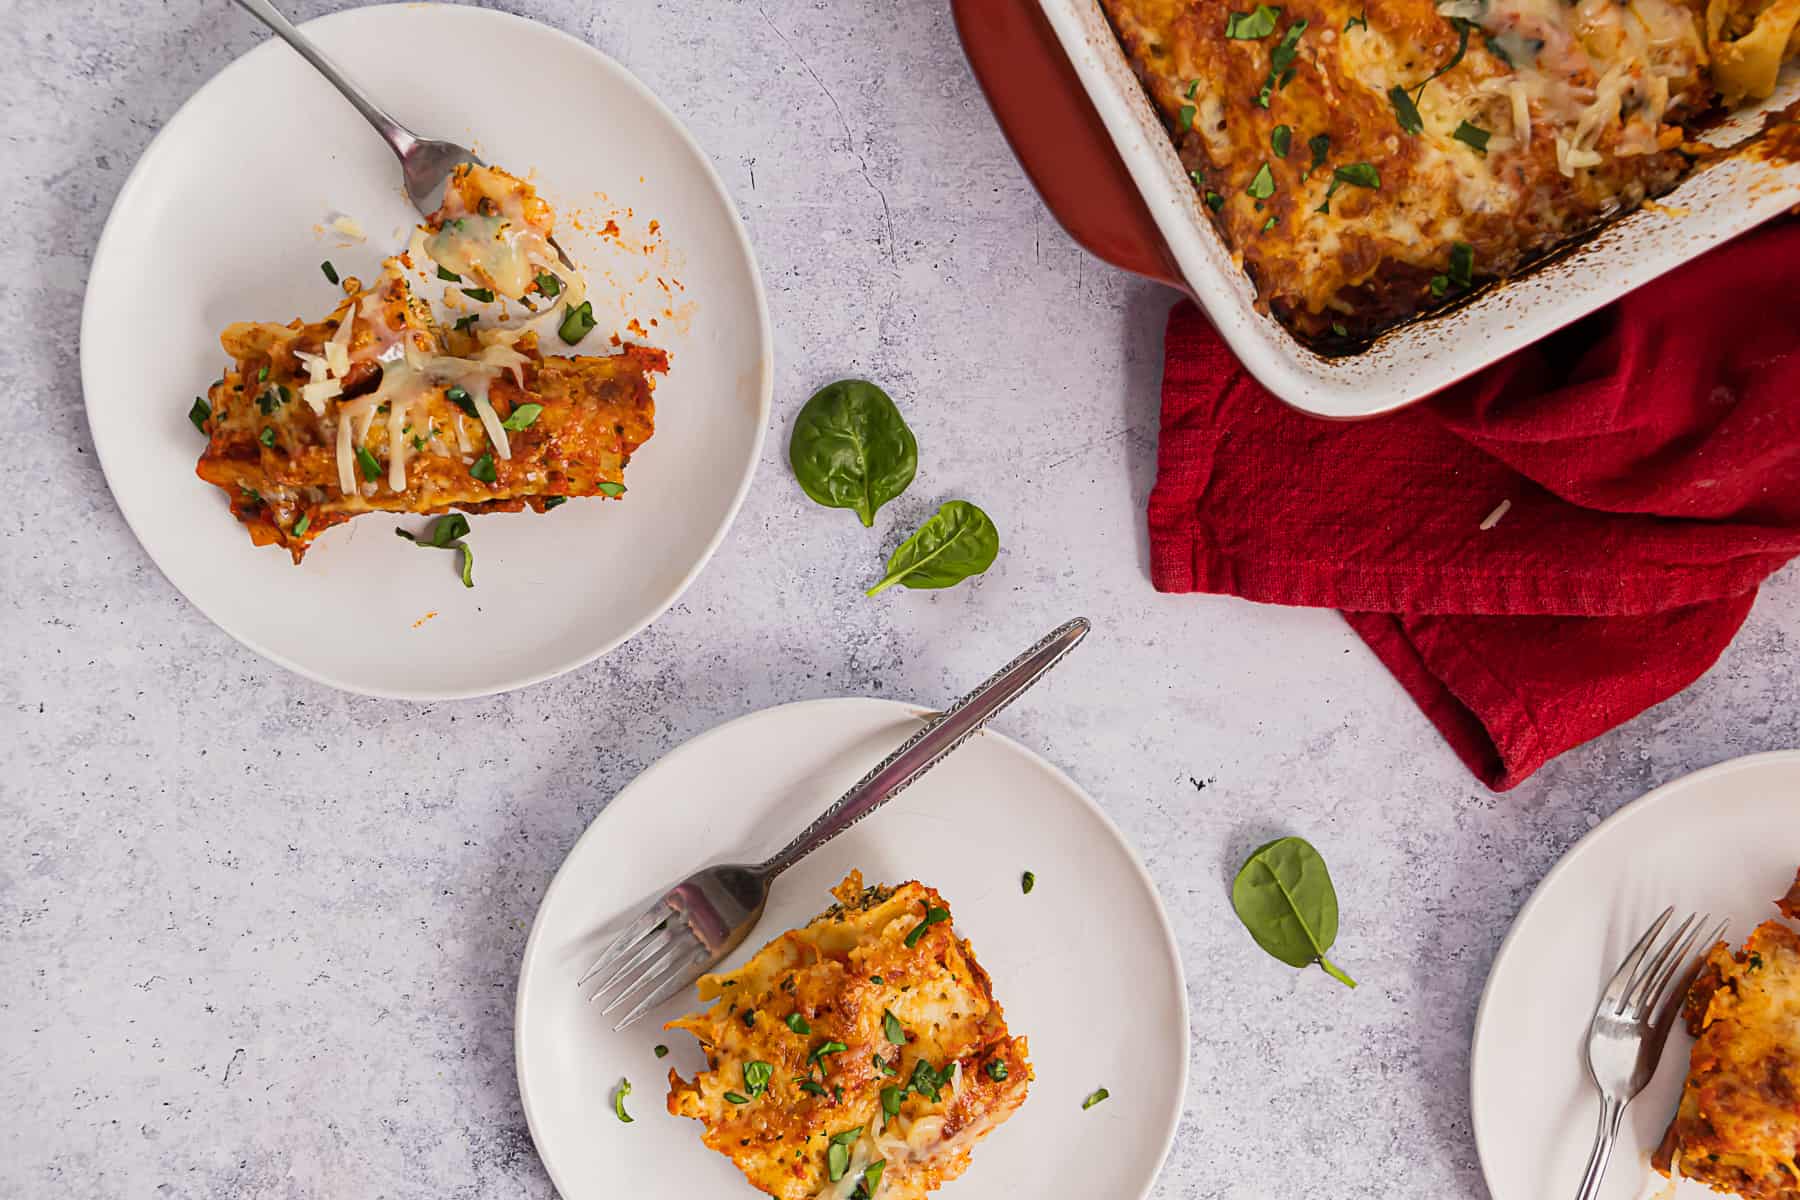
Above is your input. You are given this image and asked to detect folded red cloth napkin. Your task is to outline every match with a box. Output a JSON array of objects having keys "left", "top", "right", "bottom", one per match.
[{"left": 1147, "top": 220, "right": 1800, "bottom": 790}]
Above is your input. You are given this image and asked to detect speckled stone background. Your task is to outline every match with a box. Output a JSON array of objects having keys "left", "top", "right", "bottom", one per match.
[{"left": 3, "top": 2, "right": 1796, "bottom": 1197}]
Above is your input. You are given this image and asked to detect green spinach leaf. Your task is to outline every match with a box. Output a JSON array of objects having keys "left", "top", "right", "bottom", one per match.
[
  {"left": 1231, "top": 836, "right": 1356, "bottom": 988},
  {"left": 865, "top": 501, "right": 999, "bottom": 597},
  {"left": 789, "top": 380, "right": 917, "bottom": 527}
]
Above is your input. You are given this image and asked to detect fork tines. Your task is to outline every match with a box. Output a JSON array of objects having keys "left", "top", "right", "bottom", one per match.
[
  {"left": 578, "top": 899, "right": 702, "bottom": 1030},
  {"left": 1600, "top": 907, "right": 1729, "bottom": 1021}
]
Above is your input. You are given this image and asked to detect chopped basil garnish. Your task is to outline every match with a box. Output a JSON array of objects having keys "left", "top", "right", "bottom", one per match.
[
  {"left": 1246, "top": 163, "right": 1276, "bottom": 200},
  {"left": 811, "top": 1040, "right": 848, "bottom": 1062},
  {"left": 903, "top": 905, "right": 951, "bottom": 948},
  {"left": 1420, "top": 17, "right": 1476, "bottom": 93},
  {"left": 1316, "top": 162, "right": 1380, "bottom": 212},
  {"left": 880, "top": 1086, "right": 904, "bottom": 1117},
  {"left": 1453, "top": 120, "right": 1491, "bottom": 153},
  {"left": 1430, "top": 275, "right": 1449, "bottom": 297},
  {"left": 1204, "top": 190, "right": 1225, "bottom": 211},
  {"left": 1256, "top": 21, "right": 1307, "bottom": 108},
  {"left": 798, "top": 1079, "right": 829, "bottom": 1097},
  {"left": 460, "top": 286, "right": 495, "bottom": 303},
  {"left": 1178, "top": 104, "right": 1196, "bottom": 131},
  {"left": 469, "top": 453, "right": 497, "bottom": 484},
  {"left": 558, "top": 300, "right": 597, "bottom": 345},
  {"left": 1185, "top": 79, "right": 1200, "bottom": 98},
  {"left": 1332, "top": 321, "right": 1349, "bottom": 336},
  {"left": 743, "top": 1060, "right": 773, "bottom": 1096},
  {"left": 1271, "top": 124, "right": 1292, "bottom": 157},
  {"left": 786, "top": 1013, "right": 811, "bottom": 1035},
  {"left": 883, "top": 1010, "right": 905, "bottom": 1044},
  {"left": 831, "top": 1127, "right": 864, "bottom": 1146},
  {"left": 457, "top": 543, "right": 473, "bottom": 588},
  {"left": 535, "top": 272, "right": 561, "bottom": 297},
  {"left": 320, "top": 260, "right": 339, "bottom": 284},
  {"left": 597, "top": 481, "right": 627, "bottom": 498},
  {"left": 258, "top": 366, "right": 269, "bottom": 382},
  {"left": 723, "top": 1091, "right": 750, "bottom": 1105},
  {"left": 1388, "top": 84, "right": 1423, "bottom": 135},
  {"left": 395, "top": 513, "right": 471, "bottom": 587},
  {"left": 257, "top": 389, "right": 277, "bottom": 415},
  {"left": 542, "top": 496, "right": 568, "bottom": 509},
  {"left": 742, "top": 1009, "right": 757, "bottom": 1028},
  {"left": 453, "top": 314, "right": 479, "bottom": 332},
  {"left": 437, "top": 266, "right": 461, "bottom": 282},
  {"left": 869, "top": 976, "right": 883, "bottom": 985},
  {"left": 188, "top": 396, "right": 211, "bottom": 432},
  {"left": 1224, "top": 4, "right": 1279, "bottom": 38},
  {"left": 613, "top": 1078, "right": 633, "bottom": 1122},
  {"left": 827, "top": 1142, "right": 851, "bottom": 1182},
  {"left": 1021, "top": 870, "right": 1035, "bottom": 894},
  {"left": 653, "top": 1044, "right": 669, "bottom": 1058},
  {"left": 356, "top": 446, "right": 381, "bottom": 481},
  {"left": 445, "top": 386, "right": 478, "bottom": 418},
  {"left": 1082, "top": 1087, "right": 1110, "bottom": 1110},
  {"left": 240, "top": 487, "right": 261, "bottom": 505},
  {"left": 1449, "top": 240, "right": 1474, "bottom": 288},
  {"left": 1261, "top": 215, "right": 1278, "bottom": 232},
  {"left": 259, "top": 426, "right": 276, "bottom": 448},
  {"left": 292, "top": 514, "right": 311, "bottom": 536},
  {"left": 854, "top": 1161, "right": 886, "bottom": 1199},
  {"left": 985, "top": 1060, "right": 1009, "bottom": 1082},
  {"left": 1346, "top": 9, "right": 1367, "bottom": 29},
  {"left": 872, "top": 1054, "right": 897, "bottom": 1076},
  {"left": 907, "top": 1058, "right": 951, "bottom": 1103},
  {"left": 501, "top": 403, "right": 542, "bottom": 431},
  {"left": 1307, "top": 133, "right": 1330, "bottom": 175}
]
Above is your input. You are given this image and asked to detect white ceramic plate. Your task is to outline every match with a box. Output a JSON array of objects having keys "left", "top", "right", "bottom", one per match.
[
  {"left": 80, "top": 5, "right": 771, "bottom": 699},
  {"left": 1471, "top": 750, "right": 1800, "bottom": 1200},
  {"left": 516, "top": 698, "right": 1189, "bottom": 1200}
]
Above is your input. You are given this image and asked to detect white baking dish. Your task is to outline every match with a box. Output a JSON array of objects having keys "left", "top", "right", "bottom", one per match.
[{"left": 1036, "top": 0, "right": 1800, "bottom": 418}]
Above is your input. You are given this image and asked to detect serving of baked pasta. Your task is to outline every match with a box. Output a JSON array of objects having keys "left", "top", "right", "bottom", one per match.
[
  {"left": 190, "top": 165, "right": 662, "bottom": 563},
  {"left": 664, "top": 872, "right": 1031, "bottom": 1200},
  {"left": 1100, "top": 0, "right": 1800, "bottom": 344},
  {"left": 1653, "top": 868, "right": 1800, "bottom": 1199}
]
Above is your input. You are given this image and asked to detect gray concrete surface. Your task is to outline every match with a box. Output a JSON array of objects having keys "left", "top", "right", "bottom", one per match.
[{"left": 3, "top": 2, "right": 1796, "bottom": 1196}]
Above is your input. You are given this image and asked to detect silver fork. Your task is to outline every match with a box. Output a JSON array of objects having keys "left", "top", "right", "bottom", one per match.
[
  {"left": 1574, "top": 907, "right": 1727, "bottom": 1200},
  {"left": 578, "top": 617, "right": 1092, "bottom": 1030},
  {"left": 230, "top": 0, "right": 575, "bottom": 267}
]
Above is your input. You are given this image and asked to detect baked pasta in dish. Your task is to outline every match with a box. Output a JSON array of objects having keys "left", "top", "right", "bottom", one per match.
[
  {"left": 665, "top": 872, "right": 1030, "bottom": 1200},
  {"left": 193, "top": 268, "right": 663, "bottom": 562},
  {"left": 191, "top": 166, "right": 657, "bottom": 562},
  {"left": 1652, "top": 869, "right": 1800, "bottom": 1199},
  {"left": 1100, "top": 0, "right": 1800, "bottom": 344}
]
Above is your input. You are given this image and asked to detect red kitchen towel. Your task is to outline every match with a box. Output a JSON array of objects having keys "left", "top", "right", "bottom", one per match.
[{"left": 1147, "top": 221, "right": 1800, "bottom": 790}]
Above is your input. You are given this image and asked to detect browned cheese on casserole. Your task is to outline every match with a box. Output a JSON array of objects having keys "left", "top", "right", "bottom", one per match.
[{"left": 1099, "top": 0, "right": 1798, "bottom": 343}]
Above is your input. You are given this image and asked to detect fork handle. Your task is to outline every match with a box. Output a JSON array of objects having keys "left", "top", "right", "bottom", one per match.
[
  {"left": 230, "top": 0, "right": 418, "bottom": 159},
  {"left": 1573, "top": 1095, "right": 1626, "bottom": 1200},
  {"left": 756, "top": 618, "right": 1091, "bottom": 877}
]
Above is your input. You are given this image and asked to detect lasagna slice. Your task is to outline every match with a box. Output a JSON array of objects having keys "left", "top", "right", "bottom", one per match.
[
  {"left": 1653, "top": 869, "right": 1800, "bottom": 1199},
  {"left": 193, "top": 267, "right": 663, "bottom": 562},
  {"left": 666, "top": 872, "right": 1031, "bottom": 1200}
]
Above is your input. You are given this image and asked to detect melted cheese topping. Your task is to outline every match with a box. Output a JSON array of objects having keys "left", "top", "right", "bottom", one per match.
[
  {"left": 1656, "top": 869, "right": 1800, "bottom": 1200},
  {"left": 422, "top": 164, "right": 559, "bottom": 302},
  {"left": 665, "top": 873, "right": 1031, "bottom": 1200},
  {"left": 1102, "top": 0, "right": 1796, "bottom": 342}
]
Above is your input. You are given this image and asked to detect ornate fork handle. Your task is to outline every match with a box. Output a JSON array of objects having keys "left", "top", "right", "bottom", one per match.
[{"left": 756, "top": 618, "right": 1090, "bottom": 877}]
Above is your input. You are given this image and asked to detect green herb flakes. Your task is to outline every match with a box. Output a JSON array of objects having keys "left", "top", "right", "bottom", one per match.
[
  {"left": 743, "top": 1060, "right": 773, "bottom": 1096},
  {"left": 1082, "top": 1087, "right": 1110, "bottom": 1110},
  {"left": 1021, "top": 871, "right": 1036, "bottom": 894},
  {"left": 880, "top": 1086, "right": 904, "bottom": 1117},
  {"left": 1453, "top": 120, "right": 1491, "bottom": 154},
  {"left": 460, "top": 286, "right": 495, "bottom": 303},
  {"left": 1225, "top": 4, "right": 1279, "bottom": 38},
  {"left": 558, "top": 300, "right": 597, "bottom": 345},
  {"left": 1205, "top": 190, "right": 1225, "bottom": 212},
  {"left": 597, "top": 481, "right": 627, "bottom": 498},
  {"left": 903, "top": 905, "right": 951, "bottom": 948},
  {"left": 446, "top": 385, "right": 478, "bottom": 418},
  {"left": 985, "top": 1060, "right": 1009, "bottom": 1082},
  {"left": 827, "top": 1141, "right": 850, "bottom": 1182},
  {"left": 613, "top": 1078, "right": 633, "bottom": 1123},
  {"left": 1388, "top": 84, "right": 1424, "bottom": 135},
  {"left": 1307, "top": 133, "right": 1330, "bottom": 175},
  {"left": 188, "top": 396, "right": 211, "bottom": 433},
  {"left": 320, "top": 260, "right": 339, "bottom": 284},
  {"left": 1271, "top": 124, "right": 1292, "bottom": 157},
  {"left": 453, "top": 314, "right": 479, "bottom": 332},
  {"left": 654, "top": 1044, "right": 669, "bottom": 1058},
  {"left": 883, "top": 1009, "right": 905, "bottom": 1045},
  {"left": 437, "top": 266, "right": 461, "bottom": 282},
  {"left": 786, "top": 1013, "right": 811, "bottom": 1035},
  {"left": 724, "top": 1091, "right": 750, "bottom": 1105},
  {"left": 1246, "top": 162, "right": 1276, "bottom": 200},
  {"left": 543, "top": 496, "right": 568, "bottom": 509},
  {"left": 356, "top": 446, "right": 381, "bottom": 482},
  {"left": 1257, "top": 21, "right": 1307, "bottom": 108},
  {"left": 502, "top": 403, "right": 543, "bottom": 431},
  {"left": 1316, "top": 162, "right": 1380, "bottom": 212},
  {"left": 536, "top": 271, "right": 561, "bottom": 297},
  {"left": 258, "top": 426, "right": 276, "bottom": 449},
  {"left": 292, "top": 514, "right": 311, "bottom": 536},
  {"left": 1449, "top": 241, "right": 1474, "bottom": 288},
  {"left": 469, "top": 452, "right": 497, "bottom": 484}
]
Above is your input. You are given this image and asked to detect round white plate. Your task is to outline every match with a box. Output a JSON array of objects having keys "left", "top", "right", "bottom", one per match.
[
  {"left": 80, "top": 5, "right": 771, "bottom": 699},
  {"left": 1471, "top": 750, "right": 1800, "bottom": 1200},
  {"left": 516, "top": 698, "right": 1189, "bottom": 1200}
]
